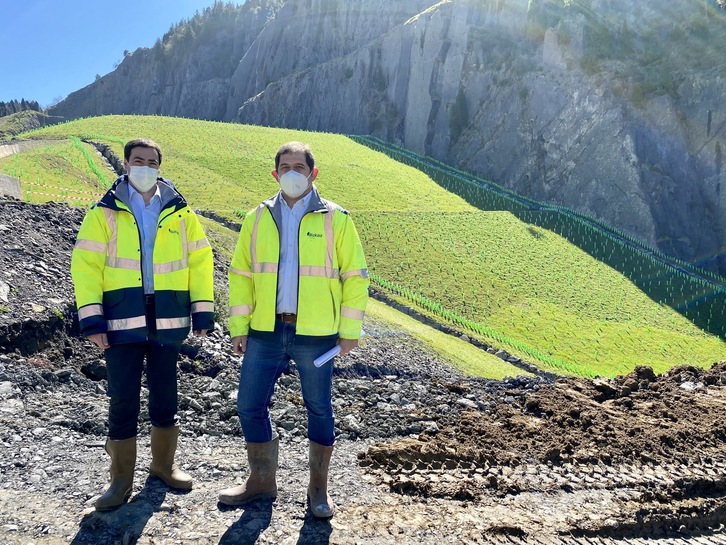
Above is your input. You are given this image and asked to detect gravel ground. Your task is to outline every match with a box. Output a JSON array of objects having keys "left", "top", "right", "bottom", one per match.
[{"left": 2, "top": 199, "right": 726, "bottom": 545}]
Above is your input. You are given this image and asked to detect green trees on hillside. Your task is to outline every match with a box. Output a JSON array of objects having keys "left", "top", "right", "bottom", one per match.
[
  {"left": 0, "top": 99, "right": 41, "bottom": 118},
  {"left": 528, "top": 0, "right": 726, "bottom": 105},
  {"left": 153, "top": 0, "right": 241, "bottom": 59}
]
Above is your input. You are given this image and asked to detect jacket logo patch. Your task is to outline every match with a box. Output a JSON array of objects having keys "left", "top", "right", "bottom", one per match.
[
  {"left": 307, "top": 232, "right": 323, "bottom": 238},
  {"left": 169, "top": 228, "right": 179, "bottom": 234}
]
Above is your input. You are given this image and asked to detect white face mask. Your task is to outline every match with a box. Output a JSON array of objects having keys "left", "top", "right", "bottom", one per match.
[
  {"left": 278, "top": 170, "right": 311, "bottom": 199},
  {"left": 128, "top": 165, "right": 159, "bottom": 192}
]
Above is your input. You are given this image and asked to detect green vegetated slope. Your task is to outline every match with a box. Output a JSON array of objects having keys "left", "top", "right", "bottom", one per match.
[
  {"left": 20, "top": 115, "right": 471, "bottom": 216},
  {"left": 358, "top": 209, "right": 723, "bottom": 377},
  {"left": 11, "top": 115, "right": 726, "bottom": 378},
  {"left": 0, "top": 110, "right": 47, "bottom": 139},
  {"left": 0, "top": 137, "right": 112, "bottom": 205},
  {"left": 352, "top": 135, "right": 726, "bottom": 376}
]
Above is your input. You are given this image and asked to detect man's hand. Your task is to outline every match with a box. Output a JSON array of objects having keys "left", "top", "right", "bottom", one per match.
[
  {"left": 232, "top": 335, "right": 248, "bottom": 355},
  {"left": 193, "top": 329, "right": 209, "bottom": 337},
  {"left": 88, "top": 333, "right": 110, "bottom": 350},
  {"left": 337, "top": 338, "right": 358, "bottom": 357}
]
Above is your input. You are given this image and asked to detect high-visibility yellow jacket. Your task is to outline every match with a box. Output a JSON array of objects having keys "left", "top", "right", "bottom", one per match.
[
  {"left": 71, "top": 176, "right": 214, "bottom": 346},
  {"left": 229, "top": 187, "right": 369, "bottom": 339}
]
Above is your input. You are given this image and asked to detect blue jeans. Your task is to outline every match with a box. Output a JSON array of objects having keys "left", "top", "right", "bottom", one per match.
[{"left": 237, "top": 322, "right": 338, "bottom": 446}]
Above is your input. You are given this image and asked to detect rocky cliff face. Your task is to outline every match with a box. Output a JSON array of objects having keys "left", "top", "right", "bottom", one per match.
[
  {"left": 48, "top": 0, "right": 726, "bottom": 275},
  {"left": 48, "top": 0, "right": 281, "bottom": 121},
  {"left": 223, "top": 0, "right": 433, "bottom": 120}
]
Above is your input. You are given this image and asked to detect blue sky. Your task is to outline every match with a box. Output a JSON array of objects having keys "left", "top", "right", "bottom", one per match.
[{"left": 0, "top": 0, "right": 226, "bottom": 108}]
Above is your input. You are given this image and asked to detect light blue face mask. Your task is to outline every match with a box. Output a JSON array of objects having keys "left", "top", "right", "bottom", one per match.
[
  {"left": 279, "top": 170, "right": 311, "bottom": 199},
  {"left": 128, "top": 166, "right": 159, "bottom": 192}
]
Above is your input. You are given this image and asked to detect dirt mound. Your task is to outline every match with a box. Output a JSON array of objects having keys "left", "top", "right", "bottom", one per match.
[{"left": 361, "top": 363, "right": 726, "bottom": 538}]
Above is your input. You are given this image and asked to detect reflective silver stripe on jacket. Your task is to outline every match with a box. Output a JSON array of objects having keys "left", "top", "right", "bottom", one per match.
[
  {"left": 341, "top": 306, "right": 365, "bottom": 320},
  {"left": 341, "top": 268, "right": 369, "bottom": 280},
  {"left": 156, "top": 317, "right": 191, "bottom": 330},
  {"left": 230, "top": 304, "right": 254, "bottom": 316},
  {"left": 249, "top": 205, "right": 283, "bottom": 275},
  {"left": 78, "top": 304, "right": 104, "bottom": 320},
  {"left": 107, "top": 315, "right": 146, "bottom": 331},
  {"left": 154, "top": 219, "right": 188, "bottom": 274},
  {"left": 74, "top": 240, "right": 108, "bottom": 253},
  {"left": 106, "top": 256, "right": 141, "bottom": 270},
  {"left": 299, "top": 265, "right": 340, "bottom": 279},
  {"left": 102, "top": 208, "right": 141, "bottom": 270},
  {"left": 230, "top": 266, "right": 252, "bottom": 278},
  {"left": 323, "top": 203, "right": 335, "bottom": 278},
  {"left": 191, "top": 301, "right": 214, "bottom": 313},
  {"left": 188, "top": 238, "right": 210, "bottom": 251},
  {"left": 252, "top": 262, "right": 279, "bottom": 274},
  {"left": 250, "top": 205, "right": 264, "bottom": 273}
]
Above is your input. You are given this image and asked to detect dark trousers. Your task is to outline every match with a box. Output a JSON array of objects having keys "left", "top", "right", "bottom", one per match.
[{"left": 104, "top": 297, "right": 181, "bottom": 440}]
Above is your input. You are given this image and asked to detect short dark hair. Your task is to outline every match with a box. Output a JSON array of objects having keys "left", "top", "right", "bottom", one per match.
[
  {"left": 275, "top": 141, "right": 314, "bottom": 171},
  {"left": 124, "top": 138, "right": 162, "bottom": 165}
]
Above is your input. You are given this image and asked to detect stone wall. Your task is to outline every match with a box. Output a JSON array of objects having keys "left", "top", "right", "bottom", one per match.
[{"left": 0, "top": 174, "right": 21, "bottom": 200}]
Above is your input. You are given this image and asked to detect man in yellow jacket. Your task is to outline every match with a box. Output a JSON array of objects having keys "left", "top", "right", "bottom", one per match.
[
  {"left": 71, "top": 138, "right": 214, "bottom": 511},
  {"left": 219, "top": 141, "right": 369, "bottom": 518}
]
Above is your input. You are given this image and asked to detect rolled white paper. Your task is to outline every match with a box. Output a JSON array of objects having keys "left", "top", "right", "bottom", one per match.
[{"left": 313, "top": 345, "right": 341, "bottom": 367}]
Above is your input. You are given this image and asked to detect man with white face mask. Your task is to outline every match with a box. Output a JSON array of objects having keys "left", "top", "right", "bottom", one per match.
[
  {"left": 71, "top": 138, "right": 214, "bottom": 511},
  {"left": 221, "top": 142, "right": 369, "bottom": 519}
]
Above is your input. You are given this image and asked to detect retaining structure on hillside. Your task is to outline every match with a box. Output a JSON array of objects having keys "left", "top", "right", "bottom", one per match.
[{"left": 0, "top": 173, "right": 21, "bottom": 200}]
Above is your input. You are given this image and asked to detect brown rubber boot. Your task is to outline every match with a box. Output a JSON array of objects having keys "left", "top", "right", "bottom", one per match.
[
  {"left": 149, "top": 425, "right": 193, "bottom": 490},
  {"left": 95, "top": 437, "right": 136, "bottom": 512},
  {"left": 218, "top": 435, "right": 279, "bottom": 506},
  {"left": 308, "top": 441, "right": 335, "bottom": 519}
]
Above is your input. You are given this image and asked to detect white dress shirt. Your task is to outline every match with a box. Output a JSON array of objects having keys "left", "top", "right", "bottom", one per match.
[
  {"left": 128, "top": 182, "right": 162, "bottom": 295},
  {"left": 277, "top": 191, "right": 313, "bottom": 314}
]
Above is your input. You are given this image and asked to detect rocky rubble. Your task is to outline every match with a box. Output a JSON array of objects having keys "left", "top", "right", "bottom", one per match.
[{"left": 1, "top": 199, "right": 726, "bottom": 544}]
